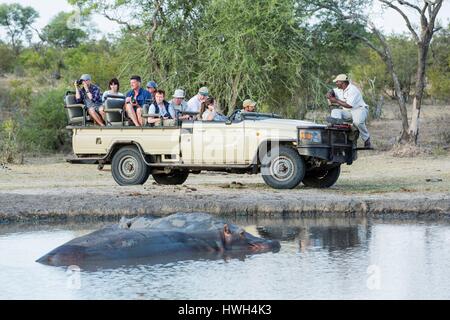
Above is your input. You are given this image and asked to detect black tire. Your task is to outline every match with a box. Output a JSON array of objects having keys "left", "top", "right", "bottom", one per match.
[
  {"left": 111, "top": 146, "right": 150, "bottom": 186},
  {"left": 152, "top": 170, "right": 189, "bottom": 185},
  {"left": 261, "top": 146, "right": 305, "bottom": 189},
  {"left": 302, "top": 165, "right": 341, "bottom": 188}
]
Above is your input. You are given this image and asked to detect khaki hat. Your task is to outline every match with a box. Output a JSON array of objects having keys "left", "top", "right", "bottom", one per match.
[
  {"left": 173, "top": 89, "right": 185, "bottom": 98},
  {"left": 198, "top": 86, "right": 209, "bottom": 96},
  {"left": 333, "top": 74, "right": 349, "bottom": 82},
  {"left": 243, "top": 99, "right": 256, "bottom": 108}
]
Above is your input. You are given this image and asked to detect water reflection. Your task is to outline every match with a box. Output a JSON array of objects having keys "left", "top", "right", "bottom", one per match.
[
  {"left": 255, "top": 218, "right": 368, "bottom": 252},
  {"left": 2, "top": 216, "right": 450, "bottom": 299}
]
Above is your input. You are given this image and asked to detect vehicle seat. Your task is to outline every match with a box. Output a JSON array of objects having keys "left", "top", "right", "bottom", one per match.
[
  {"left": 64, "top": 92, "right": 89, "bottom": 126},
  {"left": 104, "top": 95, "right": 127, "bottom": 126}
]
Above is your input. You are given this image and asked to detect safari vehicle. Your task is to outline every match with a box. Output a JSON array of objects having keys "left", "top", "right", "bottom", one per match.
[{"left": 64, "top": 92, "right": 359, "bottom": 189}]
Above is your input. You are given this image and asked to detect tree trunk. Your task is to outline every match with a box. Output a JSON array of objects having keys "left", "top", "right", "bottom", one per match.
[
  {"left": 384, "top": 56, "right": 410, "bottom": 141},
  {"left": 408, "top": 38, "right": 430, "bottom": 145},
  {"left": 374, "top": 95, "right": 384, "bottom": 119}
]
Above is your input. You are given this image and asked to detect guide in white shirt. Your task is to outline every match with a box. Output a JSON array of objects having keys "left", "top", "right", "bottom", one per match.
[{"left": 327, "top": 74, "right": 371, "bottom": 148}]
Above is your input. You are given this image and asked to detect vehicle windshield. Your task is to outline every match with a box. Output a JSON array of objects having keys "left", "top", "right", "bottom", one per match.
[{"left": 229, "top": 110, "right": 283, "bottom": 122}]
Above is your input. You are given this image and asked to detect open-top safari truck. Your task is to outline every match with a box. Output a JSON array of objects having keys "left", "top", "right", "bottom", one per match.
[{"left": 64, "top": 92, "right": 360, "bottom": 189}]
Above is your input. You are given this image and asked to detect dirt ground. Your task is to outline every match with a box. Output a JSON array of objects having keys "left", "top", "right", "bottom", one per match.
[
  {"left": 0, "top": 103, "right": 449, "bottom": 222},
  {"left": 0, "top": 151, "right": 449, "bottom": 222}
]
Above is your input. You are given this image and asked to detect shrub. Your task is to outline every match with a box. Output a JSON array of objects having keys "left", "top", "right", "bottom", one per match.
[
  {"left": 0, "top": 118, "right": 23, "bottom": 163},
  {"left": 18, "top": 88, "right": 70, "bottom": 152}
]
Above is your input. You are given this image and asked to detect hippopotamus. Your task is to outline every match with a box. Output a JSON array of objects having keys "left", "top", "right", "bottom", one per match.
[{"left": 36, "top": 213, "right": 280, "bottom": 267}]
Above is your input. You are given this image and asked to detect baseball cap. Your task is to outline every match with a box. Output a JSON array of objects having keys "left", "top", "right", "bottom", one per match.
[
  {"left": 333, "top": 74, "right": 349, "bottom": 82},
  {"left": 173, "top": 89, "right": 185, "bottom": 98},
  {"left": 146, "top": 81, "right": 158, "bottom": 89},
  {"left": 198, "top": 87, "right": 209, "bottom": 96},
  {"left": 80, "top": 74, "right": 92, "bottom": 81}
]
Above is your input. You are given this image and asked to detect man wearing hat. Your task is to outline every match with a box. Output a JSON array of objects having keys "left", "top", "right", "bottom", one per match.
[
  {"left": 242, "top": 99, "right": 257, "bottom": 112},
  {"left": 74, "top": 74, "right": 104, "bottom": 126},
  {"left": 187, "top": 86, "right": 209, "bottom": 113},
  {"left": 326, "top": 74, "right": 371, "bottom": 148},
  {"left": 146, "top": 81, "right": 158, "bottom": 102},
  {"left": 169, "top": 89, "right": 190, "bottom": 120}
]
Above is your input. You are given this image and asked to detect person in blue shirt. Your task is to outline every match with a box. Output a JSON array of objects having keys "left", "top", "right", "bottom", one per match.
[{"left": 124, "top": 75, "right": 151, "bottom": 126}]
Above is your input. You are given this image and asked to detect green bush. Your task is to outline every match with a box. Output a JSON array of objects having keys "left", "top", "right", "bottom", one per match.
[
  {"left": 0, "top": 42, "right": 15, "bottom": 74},
  {"left": 18, "top": 88, "right": 69, "bottom": 152},
  {"left": 0, "top": 118, "right": 23, "bottom": 164}
]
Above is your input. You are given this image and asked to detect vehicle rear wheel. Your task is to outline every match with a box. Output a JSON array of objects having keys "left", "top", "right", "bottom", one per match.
[
  {"left": 152, "top": 170, "right": 189, "bottom": 185},
  {"left": 302, "top": 165, "right": 341, "bottom": 188},
  {"left": 111, "top": 146, "right": 150, "bottom": 186},
  {"left": 261, "top": 146, "right": 305, "bottom": 189}
]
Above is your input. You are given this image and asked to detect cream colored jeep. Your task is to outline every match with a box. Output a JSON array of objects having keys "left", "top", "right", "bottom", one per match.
[{"left": 65, "top": 93, "right": 358, "bottom": 189}]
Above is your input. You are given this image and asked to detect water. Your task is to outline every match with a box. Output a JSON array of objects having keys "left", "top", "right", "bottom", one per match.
[{"left": 1, "top": 216, "right": 450, "bottom": 299}]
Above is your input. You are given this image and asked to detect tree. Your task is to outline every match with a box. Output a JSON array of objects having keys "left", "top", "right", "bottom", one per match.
[
  {"left": 428, "top": 23, "right": 450, "bottom": 102},
  {"left": 69, "top": 0, "right": 317, "bottom": 116},
  {"left": 0, "top": 3, "right": 39, "bottom": 55},
  {"left": 40, "top": 11, "right": 88, "bottom": 48},
  {"left": 306, "top": 0, "right": 444, "bottom": 145}
]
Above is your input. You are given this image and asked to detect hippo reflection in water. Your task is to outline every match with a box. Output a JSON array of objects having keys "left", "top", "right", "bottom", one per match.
[{"left": 37, "top": 213, "right": 280, "bottom": 267}]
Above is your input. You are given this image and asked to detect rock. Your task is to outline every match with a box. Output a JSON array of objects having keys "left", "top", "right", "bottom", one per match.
[{"left": 426, "top": 178, "right": 443, "bottom": 182}]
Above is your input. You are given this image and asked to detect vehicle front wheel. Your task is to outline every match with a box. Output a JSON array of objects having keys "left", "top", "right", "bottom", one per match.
[
  {"left": 261, "top": 146, "right": 305, "bottom": 189},
  {"left": 111, "top": 146, "right": 150, "bottom": 186},
  {"left": 302, "top": 165, "right": 341, "bottom": 188},
  {"left": 152, "top": 170, "right": 189, "bottom": 185}
]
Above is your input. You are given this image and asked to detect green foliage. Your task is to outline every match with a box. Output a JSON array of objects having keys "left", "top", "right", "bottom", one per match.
[
  {"left": 0, "top": 41, "right": 16, "bottom": 74},
  {"left": 62, "top": 41, "right": 121, "bottom": 90},
  {"left": 388, "top": 34, "right": 416, "bottom": 99},
  {"left": 428, "top": 24, "right": 450, "bottom": 101},
  {"left": 8, "top": 79, "right": 32, "bottom": 112},
  {"left": 0, "top": 118, "right": 22, "bottom": 164},
  {"left": 18, "top": 88, "right": 69, "bottom": 152},
  {"left": 41, "top": 11, "right": 88, "bottom": 48},
  {"left": 0, "top": 3, "right": 39, "bottom": 54}
]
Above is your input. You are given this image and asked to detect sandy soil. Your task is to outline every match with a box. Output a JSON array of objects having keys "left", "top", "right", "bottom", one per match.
[{"left": 1, "top": 151, "right": 449, "bottom": 223}]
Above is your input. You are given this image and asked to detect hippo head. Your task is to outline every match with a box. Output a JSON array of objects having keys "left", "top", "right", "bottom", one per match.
[
  {"left": 36, "top": 244, "right": 89, "bottom": 267},
  {"left": 220, "top": 224, "right": 280, "bottom": 253}
]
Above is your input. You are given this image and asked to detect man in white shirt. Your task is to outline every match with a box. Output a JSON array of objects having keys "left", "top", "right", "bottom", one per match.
[
  {"left": 327, "top": 74, "right": 372, "bottom": 148},
  {"left": 187, "top": 86, "right": 209, "bottom": 113}
]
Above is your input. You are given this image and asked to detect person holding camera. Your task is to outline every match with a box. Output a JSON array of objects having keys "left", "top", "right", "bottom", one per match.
[
  {"left": 326, "top": 74, "right": 371, "bottom": 148},
  {"left": 124, "top": 75, "right": 151, "bottom": 126},
  {"left": 74, "top": 74, "right": 104, "bottom": 126}
]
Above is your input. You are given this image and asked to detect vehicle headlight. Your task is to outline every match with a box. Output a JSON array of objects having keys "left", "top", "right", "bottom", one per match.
[{"left": 299, "top": 130, "right": 322, "bottom": 144}]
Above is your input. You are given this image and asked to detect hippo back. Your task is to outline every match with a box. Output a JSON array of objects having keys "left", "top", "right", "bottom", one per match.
[{"left": 122, "top": 213, "right": 238, "bottom": 233}]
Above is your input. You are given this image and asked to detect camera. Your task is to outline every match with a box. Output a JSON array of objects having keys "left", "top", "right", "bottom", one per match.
[{"left": 76, "top": 79, "right": 83, "bottom": 86}]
